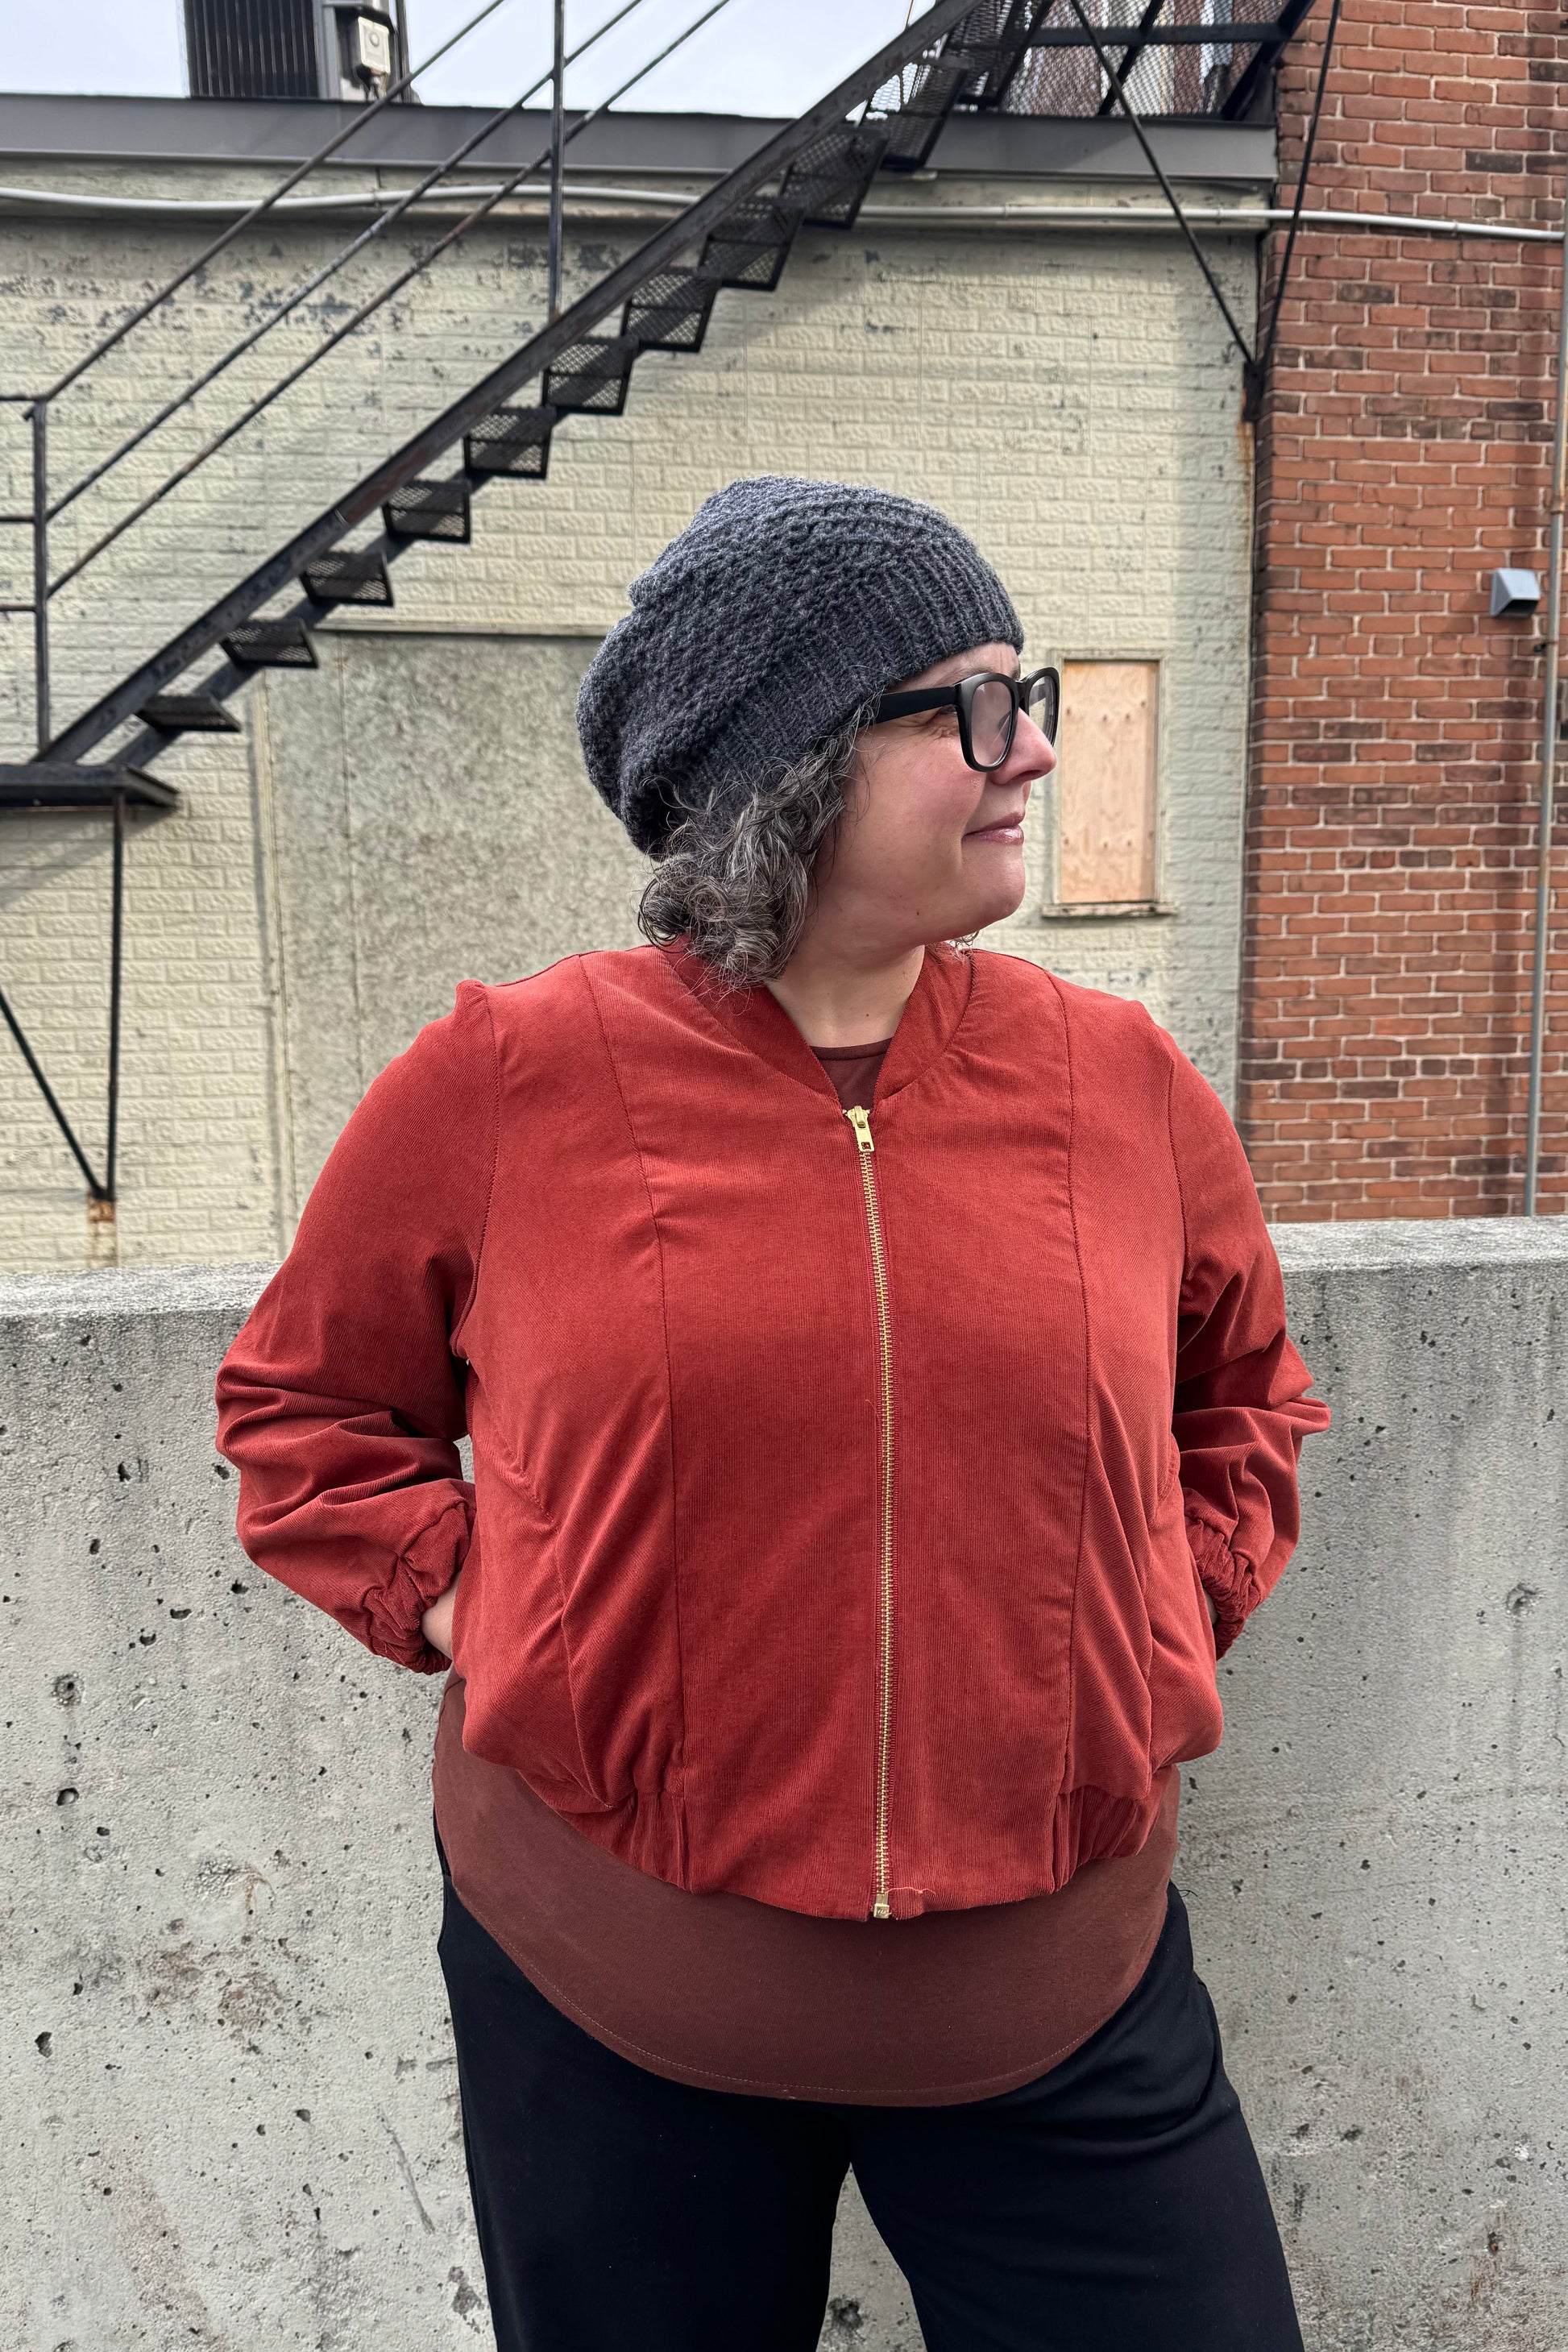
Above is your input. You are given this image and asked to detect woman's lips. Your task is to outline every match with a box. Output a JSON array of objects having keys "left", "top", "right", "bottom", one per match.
[{"left": 965, "top": 811, "right": 1026, "bottom": 843}]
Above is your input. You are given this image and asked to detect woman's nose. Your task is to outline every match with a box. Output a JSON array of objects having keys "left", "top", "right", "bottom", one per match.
[{"left": 1010, "top": 712, "right": 1058, "bottom": 781}]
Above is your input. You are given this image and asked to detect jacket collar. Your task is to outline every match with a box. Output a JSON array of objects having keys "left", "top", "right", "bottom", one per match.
[{"left": 659, "top": 940, "right": 974, "bottom": 1108}]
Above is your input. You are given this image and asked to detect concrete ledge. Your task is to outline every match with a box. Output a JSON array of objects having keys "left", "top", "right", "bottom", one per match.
[
  {"left": 5, "top": 1211, "right": 1565, "bottom": 1338},
  {"left": 0, "top": 1260, "right": 276, "bottom": 1320},
  {"left": 1271, "top": 1212, "right": 1568, "bottom": 1273},
  {"left": 6, "top": 1212, "right": 1562, "bottom": 1326},
  {"left": 5, "top": 1221, "right": 1567, "bottom": 2348}
]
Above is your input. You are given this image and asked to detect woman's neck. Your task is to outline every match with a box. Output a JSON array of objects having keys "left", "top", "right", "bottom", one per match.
[{"left": 765, "top": 943, "right": 926, "bottom": 1050}]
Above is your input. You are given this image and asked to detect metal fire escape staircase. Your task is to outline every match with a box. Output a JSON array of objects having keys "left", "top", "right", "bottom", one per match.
[{"left": 1, "top": 0, "right": 1317, "bottom": 1205}]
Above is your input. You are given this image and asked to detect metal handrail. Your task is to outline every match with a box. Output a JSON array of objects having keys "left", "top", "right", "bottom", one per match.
[
  {"left": 548, "top": 0, "right": 567, "bottom": 318},
  {"left": 34, "top": 0, "right": 522, "bottom": 408},
  {"left": 46, "top": 0, "right": 649, "bottom": 525},
  {"left": 46, "top": 0, "right": 733, "bottom": 601}
]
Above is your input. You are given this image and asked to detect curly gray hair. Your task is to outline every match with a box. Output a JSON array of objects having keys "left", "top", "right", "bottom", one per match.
[{"left": 637, "top": 706, "right": 870, "bottom": 985}]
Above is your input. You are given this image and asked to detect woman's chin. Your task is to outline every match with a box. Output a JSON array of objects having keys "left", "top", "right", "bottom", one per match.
[{"left": 950, "top": 863, "right": 1027, "bottom": 936}]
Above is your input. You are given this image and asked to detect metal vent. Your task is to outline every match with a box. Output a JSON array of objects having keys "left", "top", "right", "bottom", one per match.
[
  {"left": 184, "top": 0, "right": 319, "bottom": 99},
  {"left": 184, "top": 1, "right": 410, "bottom": 103}
]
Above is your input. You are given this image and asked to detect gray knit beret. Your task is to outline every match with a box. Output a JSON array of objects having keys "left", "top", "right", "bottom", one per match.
[{"left": 576, "top": 475, "right": 1023, "bottom": 853}]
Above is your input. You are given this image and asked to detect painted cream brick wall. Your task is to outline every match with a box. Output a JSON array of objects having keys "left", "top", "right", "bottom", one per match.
[{"left": 0, "top": 169, "right": 1256, "bottom": 1269}]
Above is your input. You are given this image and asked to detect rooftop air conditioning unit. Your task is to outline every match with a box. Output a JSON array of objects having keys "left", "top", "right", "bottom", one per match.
[{"left": 184, "top": 0, "right": 410, "bottom": 103}]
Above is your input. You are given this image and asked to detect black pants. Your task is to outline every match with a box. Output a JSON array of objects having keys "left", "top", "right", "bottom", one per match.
[{"left": 434, "top": 1823, "right": 1303, "bottom": 2352}]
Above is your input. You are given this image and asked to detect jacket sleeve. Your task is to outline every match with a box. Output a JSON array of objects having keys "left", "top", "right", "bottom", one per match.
[
  {"left": 1164, "top": 1040, "right": 1330, "bottom": 1657},
  {"left": 214, "top": 982, "right": 498, "bottom": 1674}
]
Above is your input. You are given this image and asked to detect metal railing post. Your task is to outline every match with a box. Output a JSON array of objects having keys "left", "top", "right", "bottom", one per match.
[
  {"left": 1524, "top": 217, "right": 1568, "bottom": 1213},
  {"left": 106, "top": 787, "right": 125, "bottom": 1204},
  {"left": 548, "top": 0, "right": 566, "bottom": 320},
  {"left": 31, "top": 397, "right": 49, "bottom": 751}
]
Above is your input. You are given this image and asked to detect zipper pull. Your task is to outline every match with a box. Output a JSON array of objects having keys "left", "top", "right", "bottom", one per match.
[
  {"left": 844, "top": 1105, "right": 874, "bottom": 1154},
  {"left": 871, "top": 1896, "right": 891, "bottom": 1921}
]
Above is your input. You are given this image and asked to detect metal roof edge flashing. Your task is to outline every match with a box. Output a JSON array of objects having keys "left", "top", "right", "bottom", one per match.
[{"left": 0, "top": 91, "right": 1276, "bottom": 186}]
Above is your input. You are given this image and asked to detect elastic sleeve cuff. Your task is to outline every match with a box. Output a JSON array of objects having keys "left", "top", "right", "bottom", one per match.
[
  {"left": 363, "top": 1498, "right": 471, "bottom": 1674},
  {"left": 1184, "top": 1508, "right": 1253, "bottom": 1660}
]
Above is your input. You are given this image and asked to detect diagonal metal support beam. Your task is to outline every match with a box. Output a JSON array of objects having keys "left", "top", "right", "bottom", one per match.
[
  {"left": 1248, "top": 0, "right": 1342, "bottom": 416},
  {"left": 1221, "top": 0, "right": 1319, "bottom": 120},
  {"left": 1062, "top": 0, "right": 1256, "bottom": 382},
  {"left": 1095, "top": 0, "right": 1169, "bottom": 119},
  {"left": 0, "top": 786, "right": 130, "bottom": 1201},
  {"left": 950, "top": 0, "right": 1052, "bottom": 111},
  {"left": 0, "top": 978, "right": 110, "bottom": 1199},
  {"left": 39, "top": 0, "right": 985, "bottom": 770}
]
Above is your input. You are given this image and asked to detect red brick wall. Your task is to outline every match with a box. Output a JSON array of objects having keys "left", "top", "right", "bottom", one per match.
[{"left": 1240, "top": 0, "right": 1568, "bottom": 1217}]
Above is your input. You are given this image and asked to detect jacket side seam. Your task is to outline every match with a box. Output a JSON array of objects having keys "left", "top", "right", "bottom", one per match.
[
  {"left": 1161, "top": 1036, "right": 1199, "bottom": 1541},
  {"left": 1048, "top": 969, "right": 1094, "bottom": 1801},
  {"left": 449, "top": 981, "right": 501, "bottom": 1363},
  {"left": 579, "top": 959, "right": 691, "bottom": 1883},
  {"left": 1164, "top": 1035, "right": 1189, "bottom": 1268},
  {"left": 1164, "top": 1035, "right": 1230, "bottom": 1553},
  {"left": 1164, "top": 1041, "right": 1277, "bottom": 1657},
  {"left": 477, "top": 1411, "right": 602, "bottom": 1790}
]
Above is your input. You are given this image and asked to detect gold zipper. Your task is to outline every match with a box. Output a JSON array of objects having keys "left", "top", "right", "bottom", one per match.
[{"left": 844, "top": 1104, "right": 894, "bottom": 1921}]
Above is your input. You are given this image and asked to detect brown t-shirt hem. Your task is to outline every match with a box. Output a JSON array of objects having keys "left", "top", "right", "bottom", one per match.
[
  {"left": 450, "top": 1829, "right": 1175, "bottom": 2105},
  {"left": 435, "top": 1674, "right": 1180, "bottom": 2107}
]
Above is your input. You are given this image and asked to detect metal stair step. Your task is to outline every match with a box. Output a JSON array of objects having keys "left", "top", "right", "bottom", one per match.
[
  {"left": 699, "top": 200, "right": 799, "bottom": 292},
  {"left": 0, "top": 763, "right": 180, "bottom": 811},
  {"left": 383, "top": 479, "right": 472, "bottom": 541},
  {"left": 464, "top": 404, "right": 557, "bottom": 479},
  {"left": 221, "top": 620, "right": 317, "bottom": 669},
  {"left": 621, "top": 268, "right": 720, "bottom": 355},
  {"left": 301, "top": 548, "right": 394, "bottom": 605},
  {"left": 136, "top": 694, "right": 243, "bottom": 734},
  {"left": 783, "top": 125, "right": 890, "bottom": 228},
  {"left": 541, "top": 335, "right": 641, "bottom": 417},
  {"left": 877, "top": 52, "right": 977, "bottom": 172},
  {"left": 948, "top": 38, "right": 1010, "bottom": 100}
]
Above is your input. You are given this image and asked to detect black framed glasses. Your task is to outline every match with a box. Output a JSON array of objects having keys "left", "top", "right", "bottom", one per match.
[{"left": 868, "top": 666, "right": 1060, "bottom": 772}]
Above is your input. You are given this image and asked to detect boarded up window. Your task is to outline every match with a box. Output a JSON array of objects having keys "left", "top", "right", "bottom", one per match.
[{"left": 1055, "top": 662, "right": 1159, "bottom": 907}]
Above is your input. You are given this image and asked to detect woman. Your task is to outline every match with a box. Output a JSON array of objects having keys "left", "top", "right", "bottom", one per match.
[{"left": 217, "top": 475, "right": 1329, "bottom": 2352}]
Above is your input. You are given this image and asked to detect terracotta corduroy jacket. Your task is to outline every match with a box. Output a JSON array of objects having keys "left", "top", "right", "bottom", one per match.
[{"left": 215, "top": 943, "right": 1329, "bottom": 1923}]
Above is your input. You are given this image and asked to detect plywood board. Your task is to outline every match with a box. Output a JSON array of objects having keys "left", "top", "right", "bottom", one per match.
[{"left": 1056, "top": 661, "right": 1158, "bottom": 906}]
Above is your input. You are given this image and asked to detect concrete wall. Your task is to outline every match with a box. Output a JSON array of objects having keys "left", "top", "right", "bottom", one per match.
[
  {"left": 1, "top": 150, "right": 1259, "bottom": 1266},
  {"left": 254, "top": 628, "right": 645, "bottom": 1208},
  {"left": 4, "top": 1218, "right": 1567, "bottom": 2350}
]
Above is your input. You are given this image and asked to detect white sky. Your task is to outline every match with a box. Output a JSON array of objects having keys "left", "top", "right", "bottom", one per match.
[{"left": 0, "top": 0, "right": 933, "bottom": 114}]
